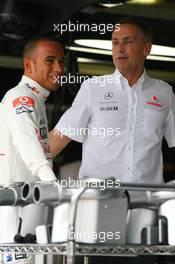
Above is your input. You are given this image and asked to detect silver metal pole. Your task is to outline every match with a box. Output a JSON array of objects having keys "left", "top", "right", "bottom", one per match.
[{"left": 66, "top": 187, "right": 87, "bottom": 264}]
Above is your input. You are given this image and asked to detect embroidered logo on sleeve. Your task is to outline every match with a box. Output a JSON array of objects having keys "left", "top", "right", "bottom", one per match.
[
  {"left": 13, "top": 96, "right": 35, "bottom": 114},
  {"left": 147, "top": 95, "right": 163, "bottom": 107},
  {"left": 25, "top": 83, "right": 40, "bottom": 95},
  {"left": 40, "top": 127, "right": 47, "bottom": 139},
  {"left": 34, "top": 128, "right": 50, "bottom": 155}
]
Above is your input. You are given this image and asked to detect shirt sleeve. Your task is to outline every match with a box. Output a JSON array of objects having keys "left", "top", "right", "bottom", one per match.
[
  {"left": 4, "top": 94, "right": 56, "bottom": 181},
  {"left": 164, "top": 87, "right": 175, "bottom": 147},
  {"left": 55, "top": 81, "right": 91, "bottom": 143}
]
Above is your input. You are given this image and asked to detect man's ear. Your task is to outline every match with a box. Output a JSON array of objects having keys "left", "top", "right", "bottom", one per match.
[
  {"left": 144, "top": 42, "right": 152, "bottom": 58},
  {"left": 23, "top": 57, "right": 33, "bottom": 74}
]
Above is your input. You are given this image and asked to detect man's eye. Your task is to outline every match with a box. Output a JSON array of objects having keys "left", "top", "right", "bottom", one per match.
[
  {"left": 46, "top": 58, "right": 54, "bottom": 63},
  {"left": 112, "top": 41, "right": 119, "bottom": 46},
  {"left": 124, "top": 40, "right": 133, "bottom": 44}
]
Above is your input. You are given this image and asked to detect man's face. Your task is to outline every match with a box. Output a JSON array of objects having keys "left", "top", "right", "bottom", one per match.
[
  {"left": 27, "top": 41, "right": 64, "bottom": 91},
  {"left": 112, "top": 24, "right": 151, "bottom": 76}
]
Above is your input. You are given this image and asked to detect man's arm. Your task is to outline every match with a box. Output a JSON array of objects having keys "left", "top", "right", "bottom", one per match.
[
  {"left": 49, "top": 129, "right": 72, "bottom": 158},
  {"left": 49, "top": 80, "right": 90, "bottom": 158},
  {"left": 3, "top": 93, "right": 56, "bottom": 182},
  {"left": 164, "top": 85, "right": 175, "bottom": 148}
]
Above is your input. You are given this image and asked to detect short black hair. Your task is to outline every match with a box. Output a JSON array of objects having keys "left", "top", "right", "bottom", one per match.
[
  {"left": 23, "top": 37, "right": 63, "bottom": 60},
  {"left": 117, "top": 17, "right": 153, "bottom": 42}
]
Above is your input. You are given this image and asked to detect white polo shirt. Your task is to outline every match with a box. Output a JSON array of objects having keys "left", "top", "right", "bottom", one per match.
[{"left": 55, "top": 70, "right": 175, "bottom": 184}]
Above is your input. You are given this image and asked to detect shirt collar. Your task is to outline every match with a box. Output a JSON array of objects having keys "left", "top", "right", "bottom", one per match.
[
  {"left": 19, "top": 75, "right": 50, "bottom": 101},
  {"left": 113, "top": 68, "right": 146, "bottom": 91}
]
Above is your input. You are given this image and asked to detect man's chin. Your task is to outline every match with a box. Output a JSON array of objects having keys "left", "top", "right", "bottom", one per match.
[
  {"left": 51, "top": 84, "right": 60, "bottom": 91},
  {"left": 47, "top": 81, "right": 60, "bottom": 91},
  {"left": 116, "top": 65, "right": 128, "bottom": 74}
]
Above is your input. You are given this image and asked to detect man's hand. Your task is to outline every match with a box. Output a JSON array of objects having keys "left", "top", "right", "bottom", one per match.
[{"left": 48, "top": 129, "right": 71, "bottom": 158}]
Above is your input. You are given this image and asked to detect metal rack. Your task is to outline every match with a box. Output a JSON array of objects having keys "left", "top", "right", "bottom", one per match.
[
  {"left": 1, "top": 243, "right": 175, "bottom": 256},
  {"left": 2, "top": 183, "right": 175, "bottom": 263}
]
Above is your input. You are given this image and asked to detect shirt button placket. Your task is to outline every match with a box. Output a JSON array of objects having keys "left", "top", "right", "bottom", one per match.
[{"left": 127, "top": 90, "right": 137, "bottom": 180}]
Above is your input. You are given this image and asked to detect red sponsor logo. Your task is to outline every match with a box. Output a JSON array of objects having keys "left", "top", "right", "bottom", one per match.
[
  {"left": 34, "top": 128, "right": 42, "bottom": 146},
  {"left": 151, "top": 95, "right": 158, "bottom": 102},
  {"left": 13, "top": 97, "right": 35, "bottom": 108},
  {"left": 147, "top": 102, "right": 163, "bottom": 107},
  {"left": 147, "top": 95, "right": 163, "bottom": 107}
]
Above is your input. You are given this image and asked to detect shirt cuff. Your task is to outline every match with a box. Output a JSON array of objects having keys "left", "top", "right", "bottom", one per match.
[{"left": 37, "top": 164, "right": 56, "bottom": 181}]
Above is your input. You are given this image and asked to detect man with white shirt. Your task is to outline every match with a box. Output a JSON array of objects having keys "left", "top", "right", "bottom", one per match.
[
  {"left": 0, "top": 37, "right": 64, "bottom": 263},
  {"left": 49, "top": 18, "right": 175, "bottom": 185},
  {"left": 49, "top": 18, "right": 174, "bottom": 263},
  {"left": 0, "top": 37, "right": 64, "bottom": 183}
]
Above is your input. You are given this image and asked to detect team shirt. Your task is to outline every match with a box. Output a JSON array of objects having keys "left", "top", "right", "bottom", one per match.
[{"left": 55, "top": 69, "right": 175, "bottom": 184}]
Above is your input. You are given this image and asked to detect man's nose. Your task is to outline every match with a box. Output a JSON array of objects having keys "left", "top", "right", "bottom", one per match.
[
  {"left": 117, "top": 42, "right": 125, "bottom": 52},
  {"left": 53, "top": 61, "right": 63, "bottom": 73}
]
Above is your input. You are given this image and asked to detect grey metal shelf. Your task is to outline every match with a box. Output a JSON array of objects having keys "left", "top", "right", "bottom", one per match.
[
  {"left": 76, "top": 244, "right": 175, "bottom": 256},
  {"left": 1, "top": 243, "right": 175, "bottom": 256},
  {"left": 0, "top": 243, "right": 66, "bottom": 255}
]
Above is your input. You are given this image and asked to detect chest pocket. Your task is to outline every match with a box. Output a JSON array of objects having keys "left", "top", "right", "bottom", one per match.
[{"left": 143, "top": 109, "right": 165, "bottom": 141}]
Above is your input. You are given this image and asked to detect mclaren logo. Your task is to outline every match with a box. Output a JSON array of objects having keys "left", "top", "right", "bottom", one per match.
[{"left": 104, "top": 92, "right": 113, "bottom": 100}]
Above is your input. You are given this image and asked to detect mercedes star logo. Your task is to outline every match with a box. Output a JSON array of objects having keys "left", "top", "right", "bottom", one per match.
[{"left": 104, "top": 92, "right": 114, "bottom": 100}]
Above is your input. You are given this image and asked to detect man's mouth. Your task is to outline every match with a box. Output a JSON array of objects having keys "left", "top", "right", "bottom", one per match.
[
  {"left": 117, "top": 56, "right": 128, "bottom": 61},
  {"left": 49, "top": 75, "right": 61, "bottom": 84}
]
